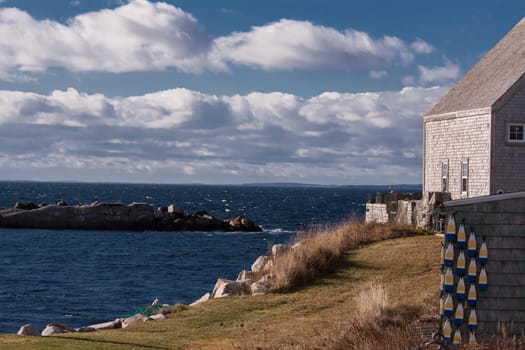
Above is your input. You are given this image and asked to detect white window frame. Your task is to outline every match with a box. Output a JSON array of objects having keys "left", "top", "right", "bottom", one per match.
[
  {"left": 461, "top": 160, "right": 469, "bottom": 195},
  {"left": 508, "top": 123, "right": 525, "bottom": 143},
  {"left": 441, "top": 161, "right": 448, "bottom": 192}
]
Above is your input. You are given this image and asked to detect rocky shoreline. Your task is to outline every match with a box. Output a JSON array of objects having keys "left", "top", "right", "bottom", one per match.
[
  {"left": 16, "top": 241, "right": 295, "bottom": 337},
  {"left": 0, "top": 200, "right": 262, "bottom": 232}
]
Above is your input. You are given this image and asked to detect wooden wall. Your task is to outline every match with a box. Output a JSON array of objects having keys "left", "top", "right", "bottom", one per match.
[{"left": 444, "top": 193, "right": 525, "bottom": 336}]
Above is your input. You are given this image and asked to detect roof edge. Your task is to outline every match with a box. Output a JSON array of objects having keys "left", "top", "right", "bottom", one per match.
[
  {"left": 444, "top": 191, "right": 525, "bottom": 208},
  {"left": 492, "top": 72, "right": 525, "bottom": 112},
  {"left": 424, "top": 107, "right": 492, "bottom": 121}
]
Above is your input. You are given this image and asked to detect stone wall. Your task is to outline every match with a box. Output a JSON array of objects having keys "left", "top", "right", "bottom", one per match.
[
  {"left": 424, "top": 109, "right": 491, "bottom": 201},
  {"left": 365, "top": 203, "right": 388, "bottom": 223}
]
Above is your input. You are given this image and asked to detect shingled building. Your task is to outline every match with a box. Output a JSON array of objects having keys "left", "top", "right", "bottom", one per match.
[{"left": 423, "top": 17, "right": 525, "bottom": 212}]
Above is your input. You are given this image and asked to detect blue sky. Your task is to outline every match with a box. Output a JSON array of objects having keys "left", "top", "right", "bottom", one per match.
[{"left": 0, "top": 0, "right": 523, "bottom": 185}]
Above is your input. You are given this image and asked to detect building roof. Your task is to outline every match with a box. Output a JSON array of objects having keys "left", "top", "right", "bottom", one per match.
[
  {"left": 426, "top": 17, "right": 525, "bottom": 116},
  {"left": 443, "top": 190, "right": 525, "bottom": 207}
]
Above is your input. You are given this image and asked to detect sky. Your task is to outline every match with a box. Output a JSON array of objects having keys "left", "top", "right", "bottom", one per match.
[{"left": 0, "top": 0, "right": 523, "bottom": 185}]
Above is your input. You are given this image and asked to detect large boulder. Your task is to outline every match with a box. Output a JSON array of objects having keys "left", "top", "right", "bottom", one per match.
[
  {"left": 227, "top": 215, "right": 262, "bottom": 232},
  {"left": 251, "top": 275, "right": 272, "bottom": 295},
  {"left": 251, "top": 255, "right": 273, "bottom": 274},
  {"left": 122, "top": 314, "right": 150, "bottom": 329},
  {"left": 76, "top": 326, "right": 97, "bottom": 332},
  {"left": 41, "top": 323, "right": 74, "bottom": 336},
  {"left": 190, "top": 293, "right": 211, "bottom": 306},
  {"left": 193, "top": 212, "right": 226, "bottom": 231},
  {"left": 149, "top": 313, "right": 166, "bottom": 321},
  {"left": 167, "top": 205, "right": 185, "bottom": 218},
  {"left": 211, "top": 278, "right": 251, "bottom": 298},
  {"left": 271, "top": 244, "right": 290, "bottom": 257},
  {"left": 41, "top": 325, "right": 63, "bottom": 337},
  {"left": 17, "top": 324, "right": 39, "bottom": 336},
  {"left": 88, "top": 318, "right": 122, "bottom": 331},
  {"left": 14, "top": 201, "right": 38, "bottom": 210},
  {"left": 237, "top": 270, "right": 254, "bottom": 282}
]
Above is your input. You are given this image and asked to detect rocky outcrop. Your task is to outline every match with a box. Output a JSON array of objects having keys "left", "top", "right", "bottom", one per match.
[
  {"left": 41, "top": 323, "right": 75, "bottom": 336},
  {"left": 17, "top": 299, "right": 167, "bottom": 337},
  {"left": 251, "top": 255, "right": 273, "bottom": 274},
  {"left": 189, "top": 242, "right": 299, "bottom": 306},
  {"left": 211, "top": 278, "right": 251, "bottom": 298},
  {"left": 88, "top": 319, "right": 122, "bottom": 331},
  {"left": 190, "top": 293, "right": 211, "bottom": 306},
  {"left": 122, "top": 314, "right": 150, "bottom": 329},
  {"left": 17, "top": 324, "right": 39, "bottom": 336},
  {"left": 0, "top": 202, "right": 262, "bottom": 232}
]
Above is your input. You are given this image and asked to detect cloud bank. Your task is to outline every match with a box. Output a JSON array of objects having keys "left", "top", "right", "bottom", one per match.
[
  {"left": 0, "top": 0, "right": 433, "bottom": 78},
  {"left": 0, "top": 86, "right": 447, "bottom": 184}
]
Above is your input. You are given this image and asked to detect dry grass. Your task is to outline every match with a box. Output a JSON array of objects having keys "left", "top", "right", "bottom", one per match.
[
  {"left": 356, "top": 282, "right": 388, "bottom": 320},
  {"left": 270, "top": 219, "right": 426, "bottom": 290}
]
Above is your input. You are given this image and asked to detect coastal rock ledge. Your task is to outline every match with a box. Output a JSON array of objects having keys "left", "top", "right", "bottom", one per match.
[{"left": 0, "top": 201, "right": 262, "bottom": 232}]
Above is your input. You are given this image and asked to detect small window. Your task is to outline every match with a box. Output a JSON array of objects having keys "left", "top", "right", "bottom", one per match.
[
  {"left": 461, "top": 160, "right": 469, "bottom": 195},
  {"left": 441, "top": 161, "right": 448, "bottom": 192},
  {"left": 508, "top": 124, "right": 525, "bottom": 142}
]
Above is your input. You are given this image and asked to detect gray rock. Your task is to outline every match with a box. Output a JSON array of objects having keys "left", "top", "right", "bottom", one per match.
[
  {"left": 236, "top": 270, "right": 254, "bottom": 282},
  {"left": 227, "top": 215, "right": 262, "bottom": 232},
  {"left": 76, "top": 326, "right": 97, "bottom": 332},
  {"left": 271, "top": 244, "right": 290, "bottom": 257},
  {"left": 14, "top": 201, "right": 38, "bottom": 210},
  {"left": 149, "top": 313, "right": 166, "bottom": 321},
  {"left": 88, "top": 319, "right": 122, "bottom": 331},
  {"left": 122, "top": 314, "right": 150, "bottom": 328},
  {"left": 251, "top": 255, "right": 273, "bottom": 274},
  {"left": 251, "top": 279, "right": 272, "bottom": 295},
  {"left": 42, "top": 324, "right": 73, "bottom": 336},
  {"left": 211, "top": 278, "right": 251, "bottom": 298},
  {"left": 17, "top": 324, "right": 39, "bottom": 336},
  {"left": 190, "top": 293, "right": 211, "bottom": 306},
  {"left": 167, "top": 204, "right": 185, "bottom": 216}
]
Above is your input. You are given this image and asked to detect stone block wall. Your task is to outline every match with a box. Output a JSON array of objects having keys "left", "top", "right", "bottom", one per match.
[{"left": 365, "top": 203, "right": 388, "bottom": 223}]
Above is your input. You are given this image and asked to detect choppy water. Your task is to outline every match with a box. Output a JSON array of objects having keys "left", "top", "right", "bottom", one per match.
[{"left": 0, "top": 182, "right": 418, "bottom": 333}]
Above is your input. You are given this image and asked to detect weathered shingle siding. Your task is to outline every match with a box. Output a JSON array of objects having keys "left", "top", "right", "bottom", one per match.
[
  {"left": 444, "top": 194, "right": 525, "bottom": 334},
  {"left": 491, "top": 79, "right": 525, "bottom": 193},
  {"left": 424, "top": 111, "right": 491, "bottom": 200}
]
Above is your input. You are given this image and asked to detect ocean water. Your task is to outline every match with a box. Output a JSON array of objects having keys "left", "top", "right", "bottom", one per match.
[{"left": 0, "top": 182, "right": 417, "bottom": 333}]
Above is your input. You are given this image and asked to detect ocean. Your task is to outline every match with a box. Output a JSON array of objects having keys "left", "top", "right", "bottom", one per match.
[{"left": 0, "top": 182, "right": 418, "bottom": 333}]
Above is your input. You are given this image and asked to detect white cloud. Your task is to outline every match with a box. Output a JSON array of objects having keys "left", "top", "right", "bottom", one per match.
[
  {"left": 212, "top": 19, "right": 419, "bottom": 71},
  {"left": 418, "top": 59, "right": 461, "bottom": 84},
  {"left": 0, "top": 86, "right": 448, "bottom": 184},
  {"left": 0, "top": 1, "right": 435, "bottom": 79},
  {"left": 410, "top": 38, "right": 435, "bottom": 54},
  {"left": 0, "top": 0, "right": 213, "bottom": 75}
]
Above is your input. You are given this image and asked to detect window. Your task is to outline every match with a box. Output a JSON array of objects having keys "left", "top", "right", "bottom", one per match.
[
  {"left": 441, "top": 161, "right": 448, "bottom": 192},
  {"left": 461, "top": 160, "right": 469, "bottom": 194},
  {"left": 508, "top": 124, "right": 525, "bottom": 142}
]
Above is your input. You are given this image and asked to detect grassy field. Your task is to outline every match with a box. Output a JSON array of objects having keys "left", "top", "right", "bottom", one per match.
[{"left": 0, "top": 230, "right": 442, "bottom": 349}]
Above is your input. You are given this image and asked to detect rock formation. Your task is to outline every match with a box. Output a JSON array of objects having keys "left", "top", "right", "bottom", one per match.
[{"left": 0, "top": 201, "right": 262, "bottom": 232}]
